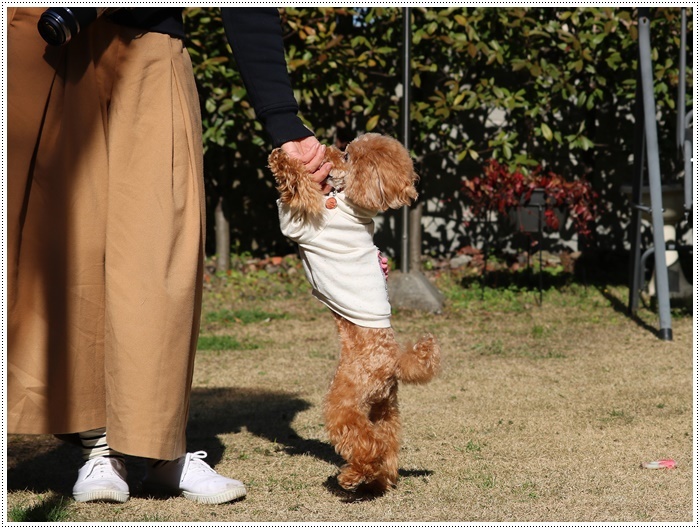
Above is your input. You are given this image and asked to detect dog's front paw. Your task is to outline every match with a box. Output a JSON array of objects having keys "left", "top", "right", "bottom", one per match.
[{"left": 268, "top": 148, "right": 325, "bottom": 217}]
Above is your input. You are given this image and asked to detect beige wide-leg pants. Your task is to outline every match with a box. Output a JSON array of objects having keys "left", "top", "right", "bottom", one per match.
[{"left": 7, "top": 8, "right": 205, "bottom": 460}]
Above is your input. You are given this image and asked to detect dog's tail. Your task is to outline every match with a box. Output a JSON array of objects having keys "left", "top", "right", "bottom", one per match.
[{"left": 396, "top": 334, "right": 440, "bottom": 384}]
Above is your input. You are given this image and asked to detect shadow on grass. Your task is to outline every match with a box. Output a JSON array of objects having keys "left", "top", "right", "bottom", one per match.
[
  {"left": 188, "top": 387, "right": 436, "bottom": 501},
  {"left": 7, "top": 492, "right": 72, "bottom": 522},
  {"left": 186, "top": 387, "right": 341, "bottom": 467},
  {"left": 322, "top": 476, "right": 377, "bottom": 503},
  {"left": 322, "top": 469, "right": 435, "bottom": 503},
  {"left": 6, "top": 435, "right": 153, "bottom": 500},
  {"left": 595, "top": 285, "right": 660, "bottom": 338},
  {"left": 6, "top": 388, "right": 327, "bottom": 499},
  {"left": 7, "top": 387, "right": 434, "bottom": 500},
  {"left": 6, "top": 436, "right": 82, "bottom": 496}
]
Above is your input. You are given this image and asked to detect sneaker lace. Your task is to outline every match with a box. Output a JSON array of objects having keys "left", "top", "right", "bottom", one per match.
[
  {"left": 90, "top": 457, "right": 122, "bottom": 478},
  {"left": 187, "top": 451, "right": 217, "bottom": 475}
]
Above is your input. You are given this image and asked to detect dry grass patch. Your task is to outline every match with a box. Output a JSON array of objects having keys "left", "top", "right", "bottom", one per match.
[{"left": 6, "top": 270, "right": 694, "bottom": 522}]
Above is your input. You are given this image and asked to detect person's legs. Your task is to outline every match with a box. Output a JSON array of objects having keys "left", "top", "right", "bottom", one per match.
[
  {"left": 8, "top": 11, "right": 244, "bottom": 504},
  {"left": 7, "top": 8, "right": 113, "bottom": 435},
  {"left": 8, "top": 10, "right": 134, "bottom": 503},
  {"left": 102, "top": 30, "right": 246, "bottom": 503},
  {"left": 101, "top": 28, "right": 204, "bottom": 461}
]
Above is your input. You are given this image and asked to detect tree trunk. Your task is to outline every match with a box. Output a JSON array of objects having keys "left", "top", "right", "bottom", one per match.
[
  {"left": 214, "top": 195, "right": 230, "bottom": 273},
  {"left": 409, "top": 202, "right": 423, "bottom": 273}
]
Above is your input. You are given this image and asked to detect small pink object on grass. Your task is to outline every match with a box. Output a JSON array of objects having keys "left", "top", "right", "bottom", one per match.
[{"left": 641, "top": 459, "right": 677, "bottom": 469}]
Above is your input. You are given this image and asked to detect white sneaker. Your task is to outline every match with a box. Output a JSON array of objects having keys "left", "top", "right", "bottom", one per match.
[
  {"left": 72, "top": 456, "right": 130, "bottom": 503},
  {"left": 144, "top": 451, "right": 246, "bottom": 504}
]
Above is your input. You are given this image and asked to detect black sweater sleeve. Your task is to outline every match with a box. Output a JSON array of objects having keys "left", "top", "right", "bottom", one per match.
[{"left": 221, "top": 7, "right": 312, "bottom": 147}]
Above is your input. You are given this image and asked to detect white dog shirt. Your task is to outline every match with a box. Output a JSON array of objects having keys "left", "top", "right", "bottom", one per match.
[{"left": 278, "top": 193, "right": 391, "bottom": 328}]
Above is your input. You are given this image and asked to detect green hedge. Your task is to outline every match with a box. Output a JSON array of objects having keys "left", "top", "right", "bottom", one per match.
[{"left": 185, "top": 7, "right": 693, "bottom": 259}]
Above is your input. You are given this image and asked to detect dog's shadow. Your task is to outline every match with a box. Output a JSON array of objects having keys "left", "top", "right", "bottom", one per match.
[
  {"left": 7, "top": 387, "right": 433, "bottom": 502},
  {"left": 185, "top": 387, "right": 340, "bottom": 464},
  {"left": 322, "top": 469, "right": 434, "bottom": 502}
]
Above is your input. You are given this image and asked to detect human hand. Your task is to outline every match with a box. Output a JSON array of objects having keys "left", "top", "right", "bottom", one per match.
[{"left": 281, "top": 136, "right": 332, "bottom": 194}]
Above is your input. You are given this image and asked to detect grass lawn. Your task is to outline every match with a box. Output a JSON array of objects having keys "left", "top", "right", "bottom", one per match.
[{"left": 6, "top": 257, "right": 695, "bottom": 522}]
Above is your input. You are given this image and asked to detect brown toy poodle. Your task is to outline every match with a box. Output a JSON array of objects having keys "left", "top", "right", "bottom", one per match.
[{"left": 268, "top": 133, "right": 441, "bottom": 494}]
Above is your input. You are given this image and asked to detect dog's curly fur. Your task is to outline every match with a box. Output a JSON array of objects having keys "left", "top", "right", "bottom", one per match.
[
  {"left": 269, "top": 133, "right": 420, "bottom": 223},
  {"left": 269, "top": 133, "right": 441, "bottom": 494}
]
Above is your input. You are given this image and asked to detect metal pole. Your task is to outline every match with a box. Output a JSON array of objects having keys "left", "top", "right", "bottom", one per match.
[
  {"left": 678, "top": 8, "right": 692, "bottom": 213},
  {"left": 638, "top": 10, "right": 673, "bottom": 340},
  {"left": 627, "top": 74, "right": 645, "bottom": 314},
  {"left": 677, "top": 7, "right": 687, "bottom": 154},
  {"left": 400, "top": 6, "right": 411, "bottom": 274}
]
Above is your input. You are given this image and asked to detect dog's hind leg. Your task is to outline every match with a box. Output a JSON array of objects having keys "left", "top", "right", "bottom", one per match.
[
  {"left": 326, "top": 313, "right": 401, "bottom": 492},
  {"left": 326, "top": 400, "right": 387, "bottom": 491},
  {"left": 365, "top": 389, "right": 401, "bottom": 493}
]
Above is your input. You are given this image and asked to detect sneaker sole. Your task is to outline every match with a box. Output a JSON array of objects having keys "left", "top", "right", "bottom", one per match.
[
  {"left": 182, "top": 485, "right": 247, "bottom": 504},
  {"left": 73, "top": 490, "right": 130, "bottom": 503}
]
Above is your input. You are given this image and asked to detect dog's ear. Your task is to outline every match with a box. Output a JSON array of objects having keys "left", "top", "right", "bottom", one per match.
[
  {"left": 378, "top": 165, "right": 418, "bottom": 210},
  {"left": 344, "top": 135, "right": 419, "bottom": 211},
  {"left": 268, "top": 148, "right": 325, "bottom": 218},
  {"left": 388, "top": 167, "right": 419, "bottom": 209}
]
